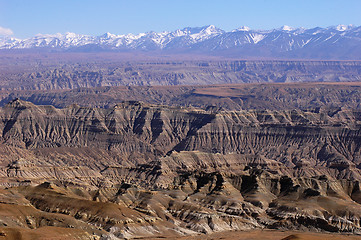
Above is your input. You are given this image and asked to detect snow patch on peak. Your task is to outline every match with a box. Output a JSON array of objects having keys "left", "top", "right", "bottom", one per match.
[
  {"left": 64, "top": 32, "right": 79, "bottom": 38},
  {"left": 202, "top": 25, "right": 222, "bottom": 34},
  {"left": 126, "top": 33, "right": 146, "bottom": 40},
  {"left": 280, "top": 25, "right": 293, "bottom": 31},
  {"left": 100, "top": 32, "right": 117, "bottom": 39},
  {"left": 190, "top": 25, "right": 223, "bottom": 41},
  {"left": 172, "top": 29, "right": 188, "bottom": 37},
  {"left": 250, "top": 33, "right": 265, "bottom": 44},
  {"left": 335, "top": 24, "right": 353, "bottom": 31},
  {"left": 232, "top": 26, "right": 250, "bottom": 32},
  {"left": 205, "top": 25, "right": 216, "bottom": 30}
]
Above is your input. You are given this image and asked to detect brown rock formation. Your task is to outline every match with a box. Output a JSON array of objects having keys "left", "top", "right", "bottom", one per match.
[{"left": 0, "top": 100, "right": 361, "bottom": 238}]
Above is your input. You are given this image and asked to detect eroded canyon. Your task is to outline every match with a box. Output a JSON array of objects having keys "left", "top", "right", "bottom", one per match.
[{"left": 0, "top": 99, "right": 361, "bottom": 239}]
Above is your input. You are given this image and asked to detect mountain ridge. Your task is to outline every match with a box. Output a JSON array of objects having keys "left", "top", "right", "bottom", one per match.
[{"left": 1, "top": 24, "right": 361, "bottom": 59}]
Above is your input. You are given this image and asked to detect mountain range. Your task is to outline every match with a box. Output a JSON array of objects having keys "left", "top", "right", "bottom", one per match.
[{"left": 1, "top": 25, "right": 361, "bottom": 59}]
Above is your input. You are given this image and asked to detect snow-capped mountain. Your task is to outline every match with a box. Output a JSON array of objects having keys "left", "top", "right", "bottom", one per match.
[{"left": 1, "top": 25, "right": 360, "bottom": 59}]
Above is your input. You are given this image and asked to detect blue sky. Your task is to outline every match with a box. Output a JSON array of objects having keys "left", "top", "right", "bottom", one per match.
[{"left": 1, "top": 0, "right": 360, "bottom": 38}]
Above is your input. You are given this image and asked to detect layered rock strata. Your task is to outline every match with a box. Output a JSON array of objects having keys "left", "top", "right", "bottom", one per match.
[
  {"left": 1, "top": 57, "right": 361, "bottom": 90},
  {"left": 0, "top": 100, "right": 361, "bottom": 238}
]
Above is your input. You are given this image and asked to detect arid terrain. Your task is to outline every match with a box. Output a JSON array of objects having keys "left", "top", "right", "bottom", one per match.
[
  {"left": 0, "top": 52, "right": 360, "bottom": 91},
  {"left": 2, "top": 0, "right": 361, "bottom": 236},
  {"left": 2, "top": 82, "right": 361, "bottom": 111},
  {"left": 1, "top": 52, "right": 361, "bottom": 110},
  {"left": 0, "top": 53, "right": 361, "bottom": 239},
  {"left": 0, "top": 98, "right": 361, "bottom": 239}
]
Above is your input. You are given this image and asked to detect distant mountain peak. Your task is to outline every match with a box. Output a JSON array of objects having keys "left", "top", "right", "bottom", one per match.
[
  {"left": 205, "top": 24, "right": 216, "bottom": 29},
  {"left": 100, "top": 32, "right": 116, "bottom": 39},
  {"left": 201, "top": 25, "right": 223, "bottom": 33},
  {"left": 279, "top": 25, "right": 294, "bottom": 31},
  {"left": 232, "top": 26, "right": 250, "bottom": 32},
  {"left": 64, "top": 32, "right": 78, "bottom": 38},
  {"left": 334, "top": 24, "right": 354, "bottom": 31}
]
